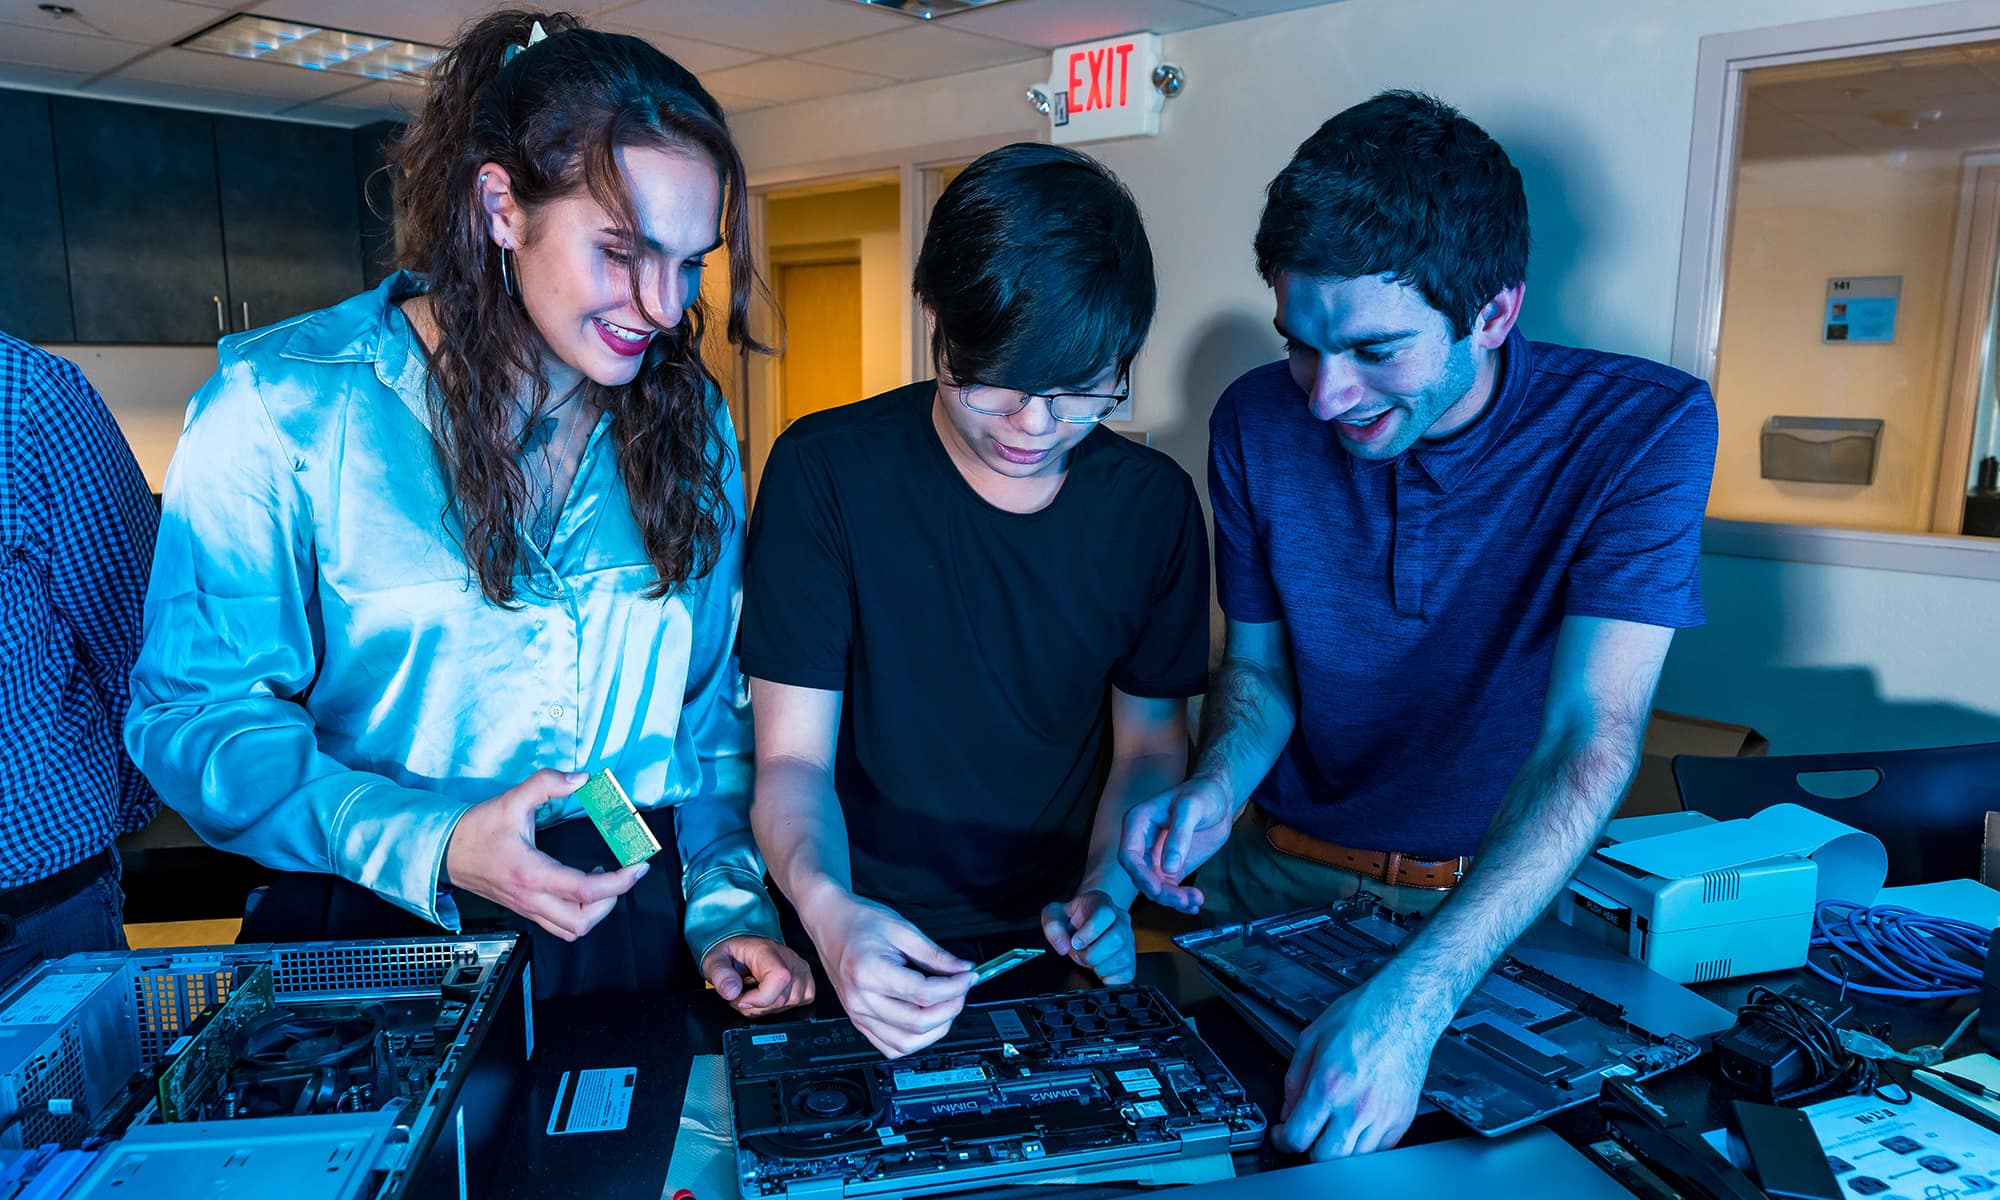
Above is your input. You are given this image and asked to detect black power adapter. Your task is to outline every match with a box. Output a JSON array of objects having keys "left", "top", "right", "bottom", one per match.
[{"left": 1715, "top": 986, "right": 1857, "bottom": 1103}]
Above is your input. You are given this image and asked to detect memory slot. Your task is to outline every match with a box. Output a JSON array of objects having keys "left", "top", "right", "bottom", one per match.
[
  {"left": 1495, "top": 960, "right": 1627, "bottom": 1026},
  {"left": 1291, "top": 923, "right": 1382, "bottom": 963},
  {"left": 889, "top": 1070, "right": 1102, "bottom": 1123}
]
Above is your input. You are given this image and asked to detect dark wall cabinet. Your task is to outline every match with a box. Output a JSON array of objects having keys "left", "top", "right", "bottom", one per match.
[
  {"left": 4, "top": 89, "right": 397, "bottom": 347},
  {"left": 53, "top": 97, "right": 232, "bottom": 345},
  {"left": 354, "top": 120, "right": 401, "bottom": 290},
  {"left": 214, "top": 115, "right": 363, "bottom": 334},
  {"left": 0, "top": 91, "right": 73, "bottom": 343}
]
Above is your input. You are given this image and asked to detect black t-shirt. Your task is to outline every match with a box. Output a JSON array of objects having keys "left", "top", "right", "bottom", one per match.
[{"left": 742, "top": 383, "right": 1210, "bottom": 938}]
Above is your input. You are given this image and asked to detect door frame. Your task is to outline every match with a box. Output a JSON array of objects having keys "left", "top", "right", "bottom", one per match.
[
  {"left": 739, "top": 134, "right": 1032, "bottom": 497},
  {"left": 1672, "top": 0, "right": 2000, "bottom": 576},
  {"left": 1933, "top": 154, "right": 2000, "bottom": 532}
]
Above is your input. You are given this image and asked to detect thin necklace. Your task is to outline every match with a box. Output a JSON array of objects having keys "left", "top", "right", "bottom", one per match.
[
  {"left": 526, "top": 409, "right": 589, "bottom": 552},
  {"left": 517, "top": 376, "right": 588, "bottom": 455},
  {"left": 521, "top": 377, "right": 591, "bottom": 551}
]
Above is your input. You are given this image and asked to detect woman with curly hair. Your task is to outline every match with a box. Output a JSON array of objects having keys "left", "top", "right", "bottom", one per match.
[{"left": 127, "top": 10, "right": 810, "bottom": 1009}]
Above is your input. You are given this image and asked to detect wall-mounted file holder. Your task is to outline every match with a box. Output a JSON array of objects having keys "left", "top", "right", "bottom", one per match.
[{"left": 1759, "top": 416, "right": 1883, "bottom": 485}]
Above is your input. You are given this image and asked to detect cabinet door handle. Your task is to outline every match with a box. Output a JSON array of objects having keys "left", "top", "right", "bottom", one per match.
[
  {"left": 241, "top": 301, "right": 250, "bottom": 330},
  {"left": 213, "top": 295, "right": 224, "bottom": 334}
]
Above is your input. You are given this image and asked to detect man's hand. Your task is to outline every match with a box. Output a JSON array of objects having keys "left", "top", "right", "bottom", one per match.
[
  {"left": 445, "top": 769, "right": 647, "bottom": 941},
  {"left": 809, "top": 894, "right": 975, "bottom": 1058},
  {"left": 1041, "top": 890, "right": 1135, "bottom": 984},
  {"left": 702, "top": 935, "right": 815, "bottom": 1017},
  {"left": 1118, "top": 776, "right": 1235, "bottom": 913},
  {"left": 1274, "top": 978, "right": 1444, "bottom": 1160}
]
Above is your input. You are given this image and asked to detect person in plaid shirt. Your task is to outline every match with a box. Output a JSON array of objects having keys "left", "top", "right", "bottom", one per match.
[{"left": 0, "top": 330, "right": 159, "bottom": 985}]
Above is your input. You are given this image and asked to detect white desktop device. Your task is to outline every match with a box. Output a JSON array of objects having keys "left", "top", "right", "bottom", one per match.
[{"left": 1560, "top": 810, "right": 1819, "bottom": 984}]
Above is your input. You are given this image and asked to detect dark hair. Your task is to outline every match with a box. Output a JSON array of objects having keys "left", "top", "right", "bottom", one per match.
[
  {"left": 1253, "top": 90, "right": 1529, "bottom": 340},
  {"left": 390, "top": 9, "right": 764, "bottom": 606},
  {"left": 913, "top": 143, "right": 1154, "bottom": 393}
]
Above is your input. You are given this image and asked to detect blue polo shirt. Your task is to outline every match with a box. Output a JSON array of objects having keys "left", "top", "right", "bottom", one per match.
[{"left": 1210, "top": 329, "right": 1716, "bottom": 858}]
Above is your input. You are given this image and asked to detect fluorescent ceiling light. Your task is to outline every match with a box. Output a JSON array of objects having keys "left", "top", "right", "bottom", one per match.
[
  {"left": 177, "top": 15, "right": 442, "bottom": 83},
  {"left": 837, "top": 0, "right": 1022, "bottom": 18}
]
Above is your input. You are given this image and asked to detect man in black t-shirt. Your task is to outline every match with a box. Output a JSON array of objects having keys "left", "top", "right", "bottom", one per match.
[{"left": 744, "top": 144, "right": 1209, "bottom": 1059}]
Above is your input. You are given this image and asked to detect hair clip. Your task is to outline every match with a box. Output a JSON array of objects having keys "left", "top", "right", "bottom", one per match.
[{"left": 502, "top": 19, "right": 549, "bottom": 66}]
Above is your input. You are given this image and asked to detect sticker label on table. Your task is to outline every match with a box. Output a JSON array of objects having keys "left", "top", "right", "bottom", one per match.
[{"left": 546, "top": 1067, "right": 637, "bottom": 1135}]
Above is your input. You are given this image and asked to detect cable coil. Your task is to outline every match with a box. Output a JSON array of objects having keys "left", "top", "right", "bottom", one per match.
[{"left": 1806, "top": 901, "right": 1990, "bottom": 1000}]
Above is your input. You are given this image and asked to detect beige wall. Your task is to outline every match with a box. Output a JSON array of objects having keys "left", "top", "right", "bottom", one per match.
[
  {"left": 764, "top": 183, "right": 904, "bottom": 398},
  {"left": 731, "top": 0, "right": 2000, "bottom": 753},
  {"left": 40, "top": 344, "right": 218, "bottom": 490},
  {"left": 1711, "top": 150, "right": 1963, "bottom": 531}
]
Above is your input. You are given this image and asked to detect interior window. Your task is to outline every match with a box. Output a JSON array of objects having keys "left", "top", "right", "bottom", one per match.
[{"left": 1711, "top": 42, "right": 2000, "bottom": 539}]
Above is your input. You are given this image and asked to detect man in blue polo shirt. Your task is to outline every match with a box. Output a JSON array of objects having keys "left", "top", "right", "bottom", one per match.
[{"left": 1121, "top": 92, "right": 1716, "bottom": 1160}]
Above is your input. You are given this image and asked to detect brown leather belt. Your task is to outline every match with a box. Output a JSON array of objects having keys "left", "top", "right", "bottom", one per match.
[{"left": 1264, "top": 821, "right": 1470, "bottom": 891}]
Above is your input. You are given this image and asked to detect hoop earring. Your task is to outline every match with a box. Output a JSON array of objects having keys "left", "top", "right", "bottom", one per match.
[{"left": 499, "top": 246, "right": 518, "bottom": 299}]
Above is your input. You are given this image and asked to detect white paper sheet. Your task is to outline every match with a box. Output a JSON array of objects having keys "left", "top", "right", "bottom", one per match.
[
  {"left": 1704, "top": 1093, "right": 2000, "bottom": 1195},
  {"left": 1598, "top": 802, "right": 1886, "bottom": 905},
  {"left": 1808, "top": 1093, "right": 2000, "bottom": 1192},
  {"left": 1878, "top": 878, "right": 2000, "bottom": 927}
]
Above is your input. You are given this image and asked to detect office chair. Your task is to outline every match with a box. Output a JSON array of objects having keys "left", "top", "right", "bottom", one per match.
[{"left": 1671, "top": 742, "right": 2000, "bottom": 885}]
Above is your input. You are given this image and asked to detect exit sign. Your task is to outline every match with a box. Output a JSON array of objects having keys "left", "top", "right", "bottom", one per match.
[{"left": 1044, "top": 32, "right": 1166, "bottom": 145}]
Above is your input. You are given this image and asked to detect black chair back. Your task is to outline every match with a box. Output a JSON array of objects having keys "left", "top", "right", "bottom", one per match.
[{"left": 1671, "top": 742, "right": 2000, "bottom": 885}]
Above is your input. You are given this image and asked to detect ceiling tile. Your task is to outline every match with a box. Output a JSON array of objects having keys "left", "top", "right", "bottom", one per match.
[
  {"left": 701, "top": 56, "right": 894, "bottom": 104},
  {"left": 300, "top": 78, "right": 427, "bottom": 114},
  {"left": 0, "top": 0, "right": 219, "bottom": 44},
  {"left": 597, "top": 27, "right": 765, "bottom": 73},
  {"left": 940, "top": 0, "right": 1231, "bottom": 48},
  {"left": 1753, "top": 62, "right": 1997, "bottom": 113},
  {"left": 274, "top": 104, "right": 398, "bottom": 126},
  {"left": 112, "top": 46, "right": 359, "bottom": 102},
  {"left": 0, "top": 63, "right": 91, "bottom": 89},
  {"left": 708, "top": 89, "right": 772, "bottom": 115},
  {"left": 798, "top": 23, "right": 1040, "bottom": 80},
  {"left": 601, "top": 0, "right": 908, "bottom": 56},
  {"left": 241, "top": 0, "right": 628, "bottom": 48},
  {"left": 1779, "top": 97, "right": 2000, "bottom": 150},
  {"left": 76, "top": 75, "right": 297, "bottom": 116},
  {"left": 1738, "top": 108, "right": 1856, "bottom": 160},
  {"left": 0, "top": 22, "right": 146, "bottom": 73},
  {"left": 1200, "top": 0, "right": 1341, "bottom": 16}
]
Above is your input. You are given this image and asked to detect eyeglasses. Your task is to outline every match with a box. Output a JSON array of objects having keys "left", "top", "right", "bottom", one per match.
[{"left": 955, "top": 380, "right": 1130, "bottom": 425}]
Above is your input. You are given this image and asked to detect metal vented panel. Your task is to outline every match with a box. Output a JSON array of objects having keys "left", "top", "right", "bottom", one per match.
[
  {"left": 15, "top": 1024, "right": 85, "bottom": 1147},
  {"left": 131, "top": 965, "right": 236, "bottom": 1065},
  {"left": 270, "top": 942, "right": 461, "bottom": 996}
]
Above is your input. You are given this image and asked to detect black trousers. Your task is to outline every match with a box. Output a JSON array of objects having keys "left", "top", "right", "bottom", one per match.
[{"left": 238, "top": 812, "right": 697, "bottom": 1001}]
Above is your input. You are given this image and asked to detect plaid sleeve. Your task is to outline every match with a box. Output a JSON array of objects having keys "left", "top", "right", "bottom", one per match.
[{"left": 29, "top": 356, "right": 162, "bottom": 831}]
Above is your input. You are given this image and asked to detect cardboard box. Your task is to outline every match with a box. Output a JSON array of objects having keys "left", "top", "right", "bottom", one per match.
[{"left": 1615, "top": 710, "right": 1769, "bottom": 819}]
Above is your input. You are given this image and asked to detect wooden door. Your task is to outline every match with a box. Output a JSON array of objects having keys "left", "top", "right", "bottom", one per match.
[{"left": 776, "top": 260, "right": 861, "bottom": 429}]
